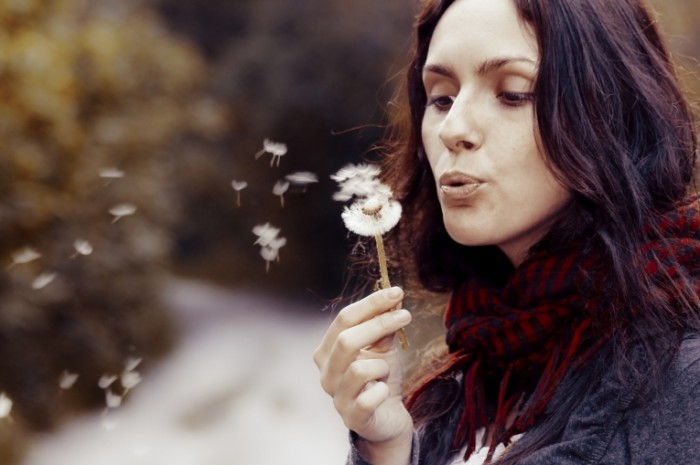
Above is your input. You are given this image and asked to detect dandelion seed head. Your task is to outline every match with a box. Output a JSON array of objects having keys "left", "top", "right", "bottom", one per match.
[
  {"left": 74, "top": 239, "right": 93, "bottom": 256},
  {"left": 269, "top": 237, "right": 287, "bottom": 250},
  {"left": 285, "top": 171, "right": 319, "bottom": 185},
  {"left": 273, "top": 180, "right": 290, "bottom": 196},
  {"left": 105, "top": 389, "right": 123, "bottom": 409},
  {"left": 121, "top": 370, "right": 141, "bottom": 390},
  {"left": 260, "top": 246, "right": 278, "bottom": 262},
  {"left": 231, "top": 180, "right": 248, "bottom": 191},
  {"left": 252, "top": 223, "right": 281, "bottom": 247},
  {"left": 32, "top": 272, "right": 57, "bottom": 290},
  {"left": 0, "top": 393, "right": 13, "bottom": 419},
  {"left": 125, "top": 356, "right": 142, "bottom": 372},
  {"left": 99, "top": 168, "right": 125, "bottom": 179},
  {"left": 109, "top": 203, "right": 137, "bottom": 221},
  {"left": 262, "top": 138, "right": 288, "bottom": 157},
  {"left": 331, "top": 163, "right": 380, "bottom": 183},
  {"left": 59, "top": 370, "right": 79, "bottom": 390},
  {"left": 98, "top": 374, "right": 118, "bottom": 389},
  {"left": 341, "top": 198, "right": 402, "bottom": 237},
  {"left": 11, "top": 247, "right": 41, "bottom": 265}
]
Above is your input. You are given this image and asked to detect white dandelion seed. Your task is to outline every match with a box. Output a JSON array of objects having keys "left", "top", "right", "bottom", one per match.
[
  {"left": 331, "top": 163, "right": 390, "bottom": 202},
  {"left": 109, "top": 203, "right": 137, "bottom": 223},
  {"left": 0, "top": 393, "right": 13, "bottom": 419},
  {"left": 273, "top": 180, "right": 290, "bottom": 207},
  {"left": 121, "top": 370, "right": 141, "bottom": 390},
  {"left": 98, "top": 374, "right": 118, "bottom": 389},
  {"left": 73, "top": 239, "right": 93, "bottom": 257},
  {"left": 125, "top": 356, "right": 142, "bottom": 372},
  {"left": 10, "top": 247, "right": 41, "bottom": 268},
  {"left": 269, "top": 236, "right": 287, "bottom": 263},
  {"left": 260, "top": 246, "right": 278, "bottom": 273},
  {"left": 59, "top": 370, "right": 79, "bottom": 390},
  {"left": 99, "top": 168, "right": 125, "bottom": 179},
  {"left": 285, "top": 171, "right": 319, "bottom": 187},
  {"left": 252, "top": 223, "right": 281, "bottom": 247},
  {"left": 32, "top": 272, "right": 57, "bottom": 290},
  {"left": 330, "top": 163, "right": 381, "bottom": 183},
  {"left": 231, "top": 180, "right": 248, "bottom": 208},
  {"left": 254, "top": 138, "right": 288, "bottom": 167},
  {"left": 341, "top": 197, "right": 402, "bottom": 237},
  {"left": 105, "top": 389, "right": 122, "bottom": 409}
]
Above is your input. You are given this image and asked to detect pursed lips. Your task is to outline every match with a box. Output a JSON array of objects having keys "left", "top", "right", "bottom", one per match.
[{"left": 438, "top": 171, "right": 483, "bottom": 199}]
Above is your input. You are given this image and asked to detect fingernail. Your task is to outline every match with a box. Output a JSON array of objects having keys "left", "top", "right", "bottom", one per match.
[
  {"left": 387, "top": 286, "right": 402, "bottom": 299},
  {"left": 394, "top": 309, "right": 410, "bottom": 324}
]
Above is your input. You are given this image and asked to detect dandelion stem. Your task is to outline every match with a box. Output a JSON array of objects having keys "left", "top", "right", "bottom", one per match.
[{"left": 374, "top": 234, "right": 409, "bottom": 350}]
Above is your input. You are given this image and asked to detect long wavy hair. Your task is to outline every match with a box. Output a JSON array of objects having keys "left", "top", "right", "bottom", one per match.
[{"left": 375, "top": 0, "right": 698, "bottom": 463}]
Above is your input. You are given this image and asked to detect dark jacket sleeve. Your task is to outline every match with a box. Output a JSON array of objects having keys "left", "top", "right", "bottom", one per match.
[{"left": 346, "top": 431, "right": 421, "bottom": 465}]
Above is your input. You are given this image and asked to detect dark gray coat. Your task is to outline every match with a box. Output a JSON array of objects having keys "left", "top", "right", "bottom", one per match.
[{"left": 347, "top": 333, "right": 700, "bottom": 465}]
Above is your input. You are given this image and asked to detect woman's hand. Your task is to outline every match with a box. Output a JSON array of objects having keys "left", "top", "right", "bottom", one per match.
[{"left": 313, "top": 287, "right": 414, "bottom": 465}]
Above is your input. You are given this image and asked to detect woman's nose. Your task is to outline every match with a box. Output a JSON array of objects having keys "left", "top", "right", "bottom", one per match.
[{"left": 438, "top": 96, "right": 482, "bottom": 153}]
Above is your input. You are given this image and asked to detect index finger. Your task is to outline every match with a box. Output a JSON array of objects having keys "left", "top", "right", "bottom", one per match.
[{"left": 313, "top": 286, "right": 404, "bottom": 366}]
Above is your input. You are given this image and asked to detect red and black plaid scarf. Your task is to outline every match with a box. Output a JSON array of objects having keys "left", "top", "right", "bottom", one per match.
[{"left": 407, "top": 195, "right": 700, "bottom": 461}]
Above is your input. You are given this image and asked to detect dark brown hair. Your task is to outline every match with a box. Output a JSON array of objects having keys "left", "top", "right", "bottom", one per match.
[{"left": 375, "top": 0, "right": 698, "bottom": 462}]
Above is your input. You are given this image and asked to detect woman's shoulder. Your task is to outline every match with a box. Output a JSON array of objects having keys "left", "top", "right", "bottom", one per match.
[
  {"left": 673, "top": 332, "right": 700, "bottom": 374},
  {"left": 662, "top": 332, "right": 700, "bottom": 399}
]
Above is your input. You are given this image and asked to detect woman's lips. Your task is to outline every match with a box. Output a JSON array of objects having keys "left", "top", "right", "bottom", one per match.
[{"left": 438, "top": 172, "right": 482, "bottom": 201}]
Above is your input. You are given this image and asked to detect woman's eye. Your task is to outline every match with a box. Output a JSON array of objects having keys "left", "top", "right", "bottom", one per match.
[
  {"left": 498, "top": 91, "right": 534, "bottom": 107},
  {"left": 427, "top": 95, "right": 455, "bottom": 111}
]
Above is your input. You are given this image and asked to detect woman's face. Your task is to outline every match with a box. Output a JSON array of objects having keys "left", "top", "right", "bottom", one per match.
[{"left": 421, "top": 0, "right": 571, "bottom": 266}]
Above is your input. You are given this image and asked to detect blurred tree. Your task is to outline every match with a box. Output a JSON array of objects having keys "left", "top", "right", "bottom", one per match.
[
  {"left": 648, "top": 0, "right": 700, "bottom": 99},
  {"left": 157, "top": 0, "right": 414, "bottom": 301},
  {"left": 0, "top": 0, "right": 213, "bottom": 460}
]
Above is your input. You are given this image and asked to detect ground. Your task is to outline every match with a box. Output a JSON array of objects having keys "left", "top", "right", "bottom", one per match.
[{"left": 20, "top": 279, "right": 349, "bottom": 465}]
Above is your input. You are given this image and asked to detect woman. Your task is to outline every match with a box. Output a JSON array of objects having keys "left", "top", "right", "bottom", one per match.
[{"left": 314, "top": 0, "right": 700, "bottom": 464}]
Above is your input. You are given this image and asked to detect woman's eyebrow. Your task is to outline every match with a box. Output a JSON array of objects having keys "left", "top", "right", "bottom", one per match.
[
  {"left": 422, "top": 63, "right": 457, "bottom": 80},
  {"left": 476, "top": 57, "right": 537, "bottom": 76},
  {"left": 423, "top": 57, "right": 536, "bottom": 82}
]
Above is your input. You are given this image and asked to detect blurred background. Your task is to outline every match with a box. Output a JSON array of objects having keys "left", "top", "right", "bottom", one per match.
[{"left": 0, "top": 0, "right": 697, "bottom": 464}]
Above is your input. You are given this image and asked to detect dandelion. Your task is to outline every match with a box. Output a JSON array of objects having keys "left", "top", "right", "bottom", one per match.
[
  {"left": 273, "top": 180, "right": 290, "bottom": 207},
  {"left": 121, "top": 370, "right": 141, "bottom": 391},
  {"left": 59, "top": 370, "right": 79, "bottom": 390},
  {"left": 105, "top": 389, "right": 123, "bottom": 409},
  {"left": 333, "top": 164, "right": 408, "bottom": 350},
  {"left": 269, "top": 236, "right": 287, "bottom": 263},
  {"left": 341, "top": 197, "right": 402, "bottom": 237},
  {"left": 73, "top": 239, "right": 93, "bottom": 257},
  {"left": 252, "top": 223, "right": 281, "bottom": 247},
  {"left": 254, "top": 138, "right": 287, "bottom": 167},
  {"left": 99, "top": 168, "right": 125, "bottom": 180},
  {"left": 125, "top": 356, "right": 142, "bottom": 372},
  {"left": 285, "top": 171, "right": 319, "bottom": 191},
  {"left": 253, "top": 223, "right": 285, "bottom": 272},
  {"left": 98, "top": 374, "right": 118, "bottom": 389},
  {"left": 260, "top": 246, "right": 278, "bottom": 273},
  {"left": 0, "top": 393, "right": 13, "bottom": 421},
  {"left": 109, "top": 203, "right": 137, "bottom": 223},
  {"left": 331, "top": 163, "right": 390, "bottom": 202},
  {"left": 231, "top": 180, "right": 248, "bottom": 207},
  {"left": 9, "top": 247, "right": 41, "bottom": 268},
  {"left": 32, "top": 271, "right": 57, "bottom": 290}
]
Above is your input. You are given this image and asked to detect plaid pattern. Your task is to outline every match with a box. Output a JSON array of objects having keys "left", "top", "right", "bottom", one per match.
[{"left": 409, "top": 195, "right": 700, "bottom": 462}]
